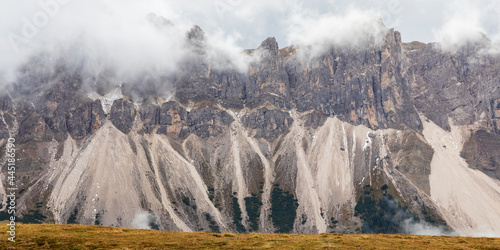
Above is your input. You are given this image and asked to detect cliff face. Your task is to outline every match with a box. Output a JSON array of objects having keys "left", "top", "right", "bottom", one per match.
[{"left": 1, "top": 25, "right": 500, "bottom": 236}]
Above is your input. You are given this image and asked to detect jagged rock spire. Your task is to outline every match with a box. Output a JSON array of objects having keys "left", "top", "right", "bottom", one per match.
[
  {"left": 187, "top": 25, "right": 205, "bottom": 43},
  {"left": 258, "top": 37, "right": 279, "bottom": 52},
  {"left": 186, "top": 25, "right": 206, "bottom": 53}
]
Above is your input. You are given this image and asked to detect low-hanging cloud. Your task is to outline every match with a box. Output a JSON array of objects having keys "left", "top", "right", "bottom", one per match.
[
  {"left": 285, "top": 7, "right": 389, "bottom": 57},
  {"left": 432, "top": 0, "right": 500, "bottom": 53},
  {"left": 434, "top": 0, "right": 486, "bottom": 51},
  {"left": 1, "top": 0, "right": 394, "bottom": 97},
  {"left": 0, "top": 0, "right": 252, "bottom": 96},
  {"left": 402, "top": 219, "right": 457, "bottom": 236},
  {"left": 3, "top": 0, "right": 500, "bottom": 95},
  {"left": 131, "top": 210, "right": 158, "bottom": 230}
]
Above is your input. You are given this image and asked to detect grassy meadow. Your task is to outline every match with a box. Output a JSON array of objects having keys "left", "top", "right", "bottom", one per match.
[{"left": 0, "top": 223, "right": 499, "bottom": 249}]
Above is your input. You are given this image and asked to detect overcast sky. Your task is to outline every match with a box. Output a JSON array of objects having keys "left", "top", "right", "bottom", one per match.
[{"left": 156, "top": 0, "right": 500, "bottom": 48}]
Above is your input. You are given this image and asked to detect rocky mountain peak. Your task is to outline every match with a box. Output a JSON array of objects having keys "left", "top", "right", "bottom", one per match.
[
  {"left": 256, "top": 37, "right": 280, "bottom": 61},
  {"left": 258, "top": 37, "right": 279, "bottom": 52},
  {"left": 185, "top": 25, "right": 206, "bottom": 54},
  {"left": 187, "top": 25, "right": 205, "bottom": 43},
  {"left": 384, "top": 28, "right": 402, "bottom": 46}
]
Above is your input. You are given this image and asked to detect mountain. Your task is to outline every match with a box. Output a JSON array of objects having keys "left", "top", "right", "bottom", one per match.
[{"left": 1, "top": 24, "right": 500, "bottom": 237}]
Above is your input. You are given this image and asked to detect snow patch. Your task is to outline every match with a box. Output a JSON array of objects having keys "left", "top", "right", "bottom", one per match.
[{"left": 87, "top": 87, "right": 123, "bottom": 114}]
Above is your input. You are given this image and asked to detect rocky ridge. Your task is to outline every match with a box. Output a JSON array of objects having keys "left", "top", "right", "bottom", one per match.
[{"left": 1, "top": 24, "right": 500, "bottom": 236}]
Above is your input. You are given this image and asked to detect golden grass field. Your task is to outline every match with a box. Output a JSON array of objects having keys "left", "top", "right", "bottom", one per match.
[{"left": 1, "top": 223, "right": 499, "bottom": 249}]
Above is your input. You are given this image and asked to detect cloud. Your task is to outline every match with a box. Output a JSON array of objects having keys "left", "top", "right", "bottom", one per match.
[
  {"left": 131, "top": 210, "right": 158, "bottom": 230},
  {"left": 402, "top": 219, "right": 457, "bottom": 236},
  {"left": 3, "top": 0, "right": 500, "bottom": 96},
  {"left": 431, "top": 0, "right": 500, "bottom": 54},
  {"left": 434, "top": 0, "right": 487, "bottom": 51},
  {"left": 205, "top": 30, "right": 250, "bottom": 72},
  {"left": 285, "top": 7, "right": 389, "bottom": 57}
]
